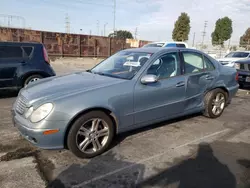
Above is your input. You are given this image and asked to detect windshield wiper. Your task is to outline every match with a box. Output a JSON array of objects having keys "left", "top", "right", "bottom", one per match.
[{"left": 93, "top": 72, "right": 126, "bottom": 79}]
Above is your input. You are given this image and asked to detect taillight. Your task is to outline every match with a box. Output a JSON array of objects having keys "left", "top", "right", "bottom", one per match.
[
  {"left": 43, "top": 46, "right": 50, "bottom": 64},
  {"left": 235, "top": 72, "right": 239, "bottom": 81}
]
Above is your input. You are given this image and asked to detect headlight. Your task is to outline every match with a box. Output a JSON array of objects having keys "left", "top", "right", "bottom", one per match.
[
  {"left": 234, "top": 62, "right": 240, "bottom": 69},
  {"left": 30, "top": 103, "right": 54, "bottom": 123},
  {"left": 24, "top": 106, "right": 34, "bottom": 119}
]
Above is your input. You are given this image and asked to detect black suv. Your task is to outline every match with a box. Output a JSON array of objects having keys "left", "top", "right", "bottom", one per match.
[
  {"left": 0, "top": 42, "right": 56, "bottom": 91},
  {"left": 235, "top": 58, "right": 250, "bottom": 88}
]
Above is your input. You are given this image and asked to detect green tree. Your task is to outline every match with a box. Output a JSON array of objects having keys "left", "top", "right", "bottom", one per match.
[
  {"left": 172, "top": 12, "right": 191, "bottom": 41},
  {"left": 108, "top": 30, "right": 133, "bottom": 39},
  {"left": 211, "top": 17, "right": 233, "bottom": 46},
  {"left": 239, "top": 28, "right": 250, "bottom": 50}
]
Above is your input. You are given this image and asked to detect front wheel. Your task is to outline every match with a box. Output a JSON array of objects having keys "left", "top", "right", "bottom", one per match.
[
  {"left": 203, "top": 89, "right": 227, "bottom": 118},
  {"left": 67, "top": 111, "right": 115, "bottom": 158}
]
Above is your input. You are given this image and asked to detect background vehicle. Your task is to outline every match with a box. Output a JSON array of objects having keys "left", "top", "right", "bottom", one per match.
[
  {"left": 142, "top": 41, "right": 188, "bottom": 48},
  {"left": 234, "top": 59, "right": 250, "bottom": 88},
  {"left": 12, "top": 47, "right": 239, "bottom": 158},
  {"left": 217, "top": 51, "right": 250, "bottom": 68},
  {"left": 0, "top": 42, "right": 56, "bottom": 91}
]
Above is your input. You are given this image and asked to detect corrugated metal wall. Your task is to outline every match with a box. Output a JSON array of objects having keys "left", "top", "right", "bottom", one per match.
[{"left": 0, "top": 27, "right": 151, "bottom": 57}]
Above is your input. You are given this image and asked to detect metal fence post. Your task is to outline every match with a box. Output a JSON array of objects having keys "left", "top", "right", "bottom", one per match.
[
  {"left": 109, "top": 38, "right": 112, "bottom": 56},
  {"left": 78, "top": 35, "right": 81, "bottom": 57},
  {"left": 61, "top": 34, "right": 64, "bottom": 57}
]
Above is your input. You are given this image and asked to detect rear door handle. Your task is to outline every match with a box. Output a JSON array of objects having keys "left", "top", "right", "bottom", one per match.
[
  {"left": 205, "top": 75, "right": 214, "bottom": 80},
  {"left": 176, "top": 81, "right": 185, "bottom": 87}
]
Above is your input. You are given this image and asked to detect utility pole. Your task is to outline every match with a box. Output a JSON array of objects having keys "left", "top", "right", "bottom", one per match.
[
  {"left": 96, "top": 20, "right": 99, "bottom": 35},
  {"left": 201, "top": 21, "right": 208, "bottom": 47},
  {"left": 228, "top": 38, "right": 231, "bottom": 50},
  {"left": 65, "top": 13, "right": 70, "bottom": 33},
  {"left": 113, "top": 0, "right": 116, "bottom": 37},
  {"left": 192, "top": 32, "right": 196, "bottom": 47},
  {"left": 104, "top": 23, "right": 108, "bottom": 36},
  {"left": 89, "top": 30, "right": 92, "bottom": 35},
  {"left": 134, "top": 27, "right": 138, "bottom": 40}
]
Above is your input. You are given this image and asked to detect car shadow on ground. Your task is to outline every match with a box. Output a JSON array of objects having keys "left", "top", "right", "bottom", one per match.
[
  {"left": 109, "top": 112, "right": 202, "bottom": 151},
  {"left": 47, "top": 141, "right": 250, "bottom": 188},
  {"left": 0, "top": 90, "right": 18, "bottom": 99}
]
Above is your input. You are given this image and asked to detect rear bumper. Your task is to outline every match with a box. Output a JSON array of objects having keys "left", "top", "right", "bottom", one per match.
[
  {"left": 237, "top": 70, "right": 250, "bottom": 86},
  {"left": 227, "top": 84, "right": 239, "bottom": 101}
]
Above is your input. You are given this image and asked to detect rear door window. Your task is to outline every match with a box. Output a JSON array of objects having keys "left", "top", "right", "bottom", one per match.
[
  {"left": 0, "top": 46, "right": 23, "bottom": 59},
  {"left": 203, "top": 56, "right": 215, "bottom": 71},
  {"left": 22, "top": 46, "right": 33, "bottom": 57}
]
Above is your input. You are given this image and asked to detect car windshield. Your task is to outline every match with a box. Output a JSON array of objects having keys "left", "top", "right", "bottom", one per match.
[
  {"left": 143, "top": 43, "right": 164, "bottom": 47},
  {"left": 90, "top": 51, "right": 153, "bottom": 80},
  {"left": 225, "top": 52, "right": 250, "bottom": 58}
]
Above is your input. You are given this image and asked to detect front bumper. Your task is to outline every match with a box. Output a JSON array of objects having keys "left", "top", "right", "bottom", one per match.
[{"left": 11, "top": 109, "right": 65, "bottom": 149}]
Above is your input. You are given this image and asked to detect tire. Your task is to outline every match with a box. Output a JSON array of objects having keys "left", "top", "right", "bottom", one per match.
[
  {"left": 23, "top": 74, "right": 43, "bottom": 86},
  {"left": 67, "top": 111, "right": 115, "bottom": 158},
  {"left": 203, "top": 88, "right": 227, "bottom": 118}
]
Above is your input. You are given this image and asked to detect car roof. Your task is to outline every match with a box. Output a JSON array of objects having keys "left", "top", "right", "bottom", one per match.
[
  {"left": 235, "top": 58, "right": 250, "bottom": 63},
  {"left": 0, "top": 41, "right": 42, "bottom": 46},
  {"left": 147, "top": 41, "right": 188, "bottom": 44},
  {"left": 229, "top": 51, "right": 250, "bottom": 53},
  {"left": 122, "top": 47, "right": 197, "bottom": 54}
]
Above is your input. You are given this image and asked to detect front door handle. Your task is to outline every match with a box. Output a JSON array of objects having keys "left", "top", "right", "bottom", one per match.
[
  {"left": 176, "top": 81, "right": 185, "bottom": 87},
  {"left": 205, "top": 75, "right": 214, "bottom": 80}
]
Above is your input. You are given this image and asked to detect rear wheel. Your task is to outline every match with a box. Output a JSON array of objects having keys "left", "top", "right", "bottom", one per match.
[
  {"left": 24, "top": 74, "right": 43, "bottom": 86},
  {"left": 203, "top": 88, "right": 227, "bottom": 118},
  {"left": 67, "top": 111, "right": 115, "bottom": 158}
]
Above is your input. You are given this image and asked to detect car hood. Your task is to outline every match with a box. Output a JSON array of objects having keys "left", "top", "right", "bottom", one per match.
[
  {"left": 217, "top": 57, "right": 247, "bottom": 62},
  {"left": 21, "top": 72, "right": 126, "bottom": 104}
]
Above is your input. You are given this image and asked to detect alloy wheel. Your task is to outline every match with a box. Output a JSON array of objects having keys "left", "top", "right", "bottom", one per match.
[
  {"left": 76, "top": 118, "right": 110, "bottom": 154},
  {"left": 211, "top": 93, "right": 225, "bottom": 116}
]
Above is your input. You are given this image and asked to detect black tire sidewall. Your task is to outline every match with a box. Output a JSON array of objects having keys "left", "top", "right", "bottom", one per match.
[
  {"left": 67, "top": 111, "right": 115, "bottom": 158},
  {"left": 207, "top": 89, "right": 226, "bottom": 118},
  {"left": 24, "top": 74, "right": 43, "bottom": 86}
]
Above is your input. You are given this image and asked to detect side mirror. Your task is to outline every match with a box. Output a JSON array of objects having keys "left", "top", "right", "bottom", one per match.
[{"left": 141, "top": 74, "right": 158, "bottom": 84}]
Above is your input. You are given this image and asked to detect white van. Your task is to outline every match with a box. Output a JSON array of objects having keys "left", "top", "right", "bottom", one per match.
[{"left": 142, "top": 41, "right": 188, "bottom": 48}]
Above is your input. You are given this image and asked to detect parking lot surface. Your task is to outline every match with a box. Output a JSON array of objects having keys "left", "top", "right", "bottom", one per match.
[{"left": 0, "top": 58, "right": 250, "bottom": 188}]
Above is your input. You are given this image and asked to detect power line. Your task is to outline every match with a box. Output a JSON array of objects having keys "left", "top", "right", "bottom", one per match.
[
  {"left": 104, "top": 22, "right": 108, "bottom": 36},
  {"left": 201, "top": 21, "right": 208, "bottom": 46},
  {"left": 113, "top": 0, "right": 116, "bottom": 36},
  {"left": 134, "top": 27, "right": 138, "bottom": 39},
  {"left": 96, "top": 20, "right": 99, "bottom": 35},
  {"left": 65, "top": 13, "right": 70, "bottom": 33},
  {"left": 192, "top": 32, "right": 196, "bottom": 47},
  {"left": 0, "top": 14, "right": 25, "bottom": 28}
]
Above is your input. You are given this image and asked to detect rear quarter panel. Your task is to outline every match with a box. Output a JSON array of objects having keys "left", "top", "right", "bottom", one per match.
[
  {"left": 16, "top": 44, "right": 56, "bottom": 86},
  {"left": 214, "top": 62, "right": 239, "bottom": 99}
]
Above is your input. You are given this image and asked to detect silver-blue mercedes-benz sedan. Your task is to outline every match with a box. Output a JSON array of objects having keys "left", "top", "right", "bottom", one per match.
[{"left": 11, "top": 47, "right": 239, "bottom": 158}]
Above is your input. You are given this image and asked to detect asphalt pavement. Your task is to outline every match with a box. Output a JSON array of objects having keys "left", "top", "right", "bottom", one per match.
[{"left": 0, "top": 60, "right": 250, "bottom": 188}]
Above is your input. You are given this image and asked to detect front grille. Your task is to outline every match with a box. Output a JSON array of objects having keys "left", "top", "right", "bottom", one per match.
[{"left": 15, "top": 95, "right": 28, "bottom": 115}]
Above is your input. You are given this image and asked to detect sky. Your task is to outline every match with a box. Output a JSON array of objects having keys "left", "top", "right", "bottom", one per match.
[{"left": 0, "top": 0, "right": 250, "bottom": 45}]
